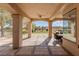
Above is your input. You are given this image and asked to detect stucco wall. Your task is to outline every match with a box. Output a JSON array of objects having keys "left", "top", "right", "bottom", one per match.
[
  {"left": 62, "top": 4, "right": 79, "bottom": 56},
  {"left": 63, "top": 39, "right": 79, "bottom": 56}
]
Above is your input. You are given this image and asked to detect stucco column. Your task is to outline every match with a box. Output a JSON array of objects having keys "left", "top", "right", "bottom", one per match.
[
  {"left": 0, "top": 18, "right": 4, "bottom": 37},
  {"left": 48, "top": 21, "right": 52, "bottom": 38},
  {"left": 28, "top": 21, "right": 32, "bottom": 38},
  {"left": 76, "top": 5, "right": 79, "bottom": 47},
  {"left": 12, "top": 14, "right": 22, "bottom": 49}
]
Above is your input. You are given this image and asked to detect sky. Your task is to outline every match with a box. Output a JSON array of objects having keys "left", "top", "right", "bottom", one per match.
[
  {"left": 32, "top": 21, "right": 67, "bottom": 27},
  {"left": 4, "top": 20, "right": 68, "bottom": 27}
]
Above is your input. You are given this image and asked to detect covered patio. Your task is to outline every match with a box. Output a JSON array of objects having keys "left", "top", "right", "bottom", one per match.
[{"left": 0, "top": 3, "right": 79, "bottom": 56}]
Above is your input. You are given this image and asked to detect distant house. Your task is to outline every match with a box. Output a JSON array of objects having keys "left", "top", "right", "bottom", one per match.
[{"left": 52, "top": 26, "right": 63, "bottom": 33}]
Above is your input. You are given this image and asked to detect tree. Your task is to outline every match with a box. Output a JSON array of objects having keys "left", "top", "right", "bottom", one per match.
[{"left": 32, "top": 23, "right": 36, "bottom": 32}]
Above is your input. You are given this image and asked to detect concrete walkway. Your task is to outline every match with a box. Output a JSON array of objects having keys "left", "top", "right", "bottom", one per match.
[{"left": 0, "top": 34, "right": 71, "bottom": 56}]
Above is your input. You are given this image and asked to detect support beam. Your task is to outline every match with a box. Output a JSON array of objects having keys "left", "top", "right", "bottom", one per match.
[
  {"left": 9, "top": 3, "right": 31, "bottom": 19},
  {"left": 31, "top": 18, "right": 49, "bottom": 22},
  {"left": 28, "top": 21, "right": 32, "bottom": 38},
  {"left": 50, "top": 4, "right": 69, "bottom": 20},
  {"left": 50, "top": 4, "right": 65, "bottom": 19},
  {"left": 12, "top": 14, "right": 22, "bottom": 49},
  {"left": 48, "top": 21, "right": 52, "bottom": 38}
]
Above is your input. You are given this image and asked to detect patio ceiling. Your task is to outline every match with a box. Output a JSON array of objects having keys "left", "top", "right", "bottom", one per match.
[
  {"left": 17, "top": 3, "right": 65, "bottom": 21},
  {"left": 0, "top": 3, "right": 16, "bottom": 14},
  {"left": 0, "top": 3, "right": 69, "bottom": 21}
]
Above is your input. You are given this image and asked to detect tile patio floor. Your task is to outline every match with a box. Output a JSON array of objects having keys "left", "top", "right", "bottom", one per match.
[{"left": 0, "top": 34, "right": 72, "bottom": 56}]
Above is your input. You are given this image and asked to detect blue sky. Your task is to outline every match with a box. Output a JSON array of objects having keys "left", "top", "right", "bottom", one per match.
[{"left": 32, "top": 21, "right": 66, "bottom": 27}]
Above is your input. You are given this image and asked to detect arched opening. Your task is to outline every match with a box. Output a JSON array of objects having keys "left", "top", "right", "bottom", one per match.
[
  {"left": 52, "top": 19, "right": 76, "bottom": 43},
  {"left": 0, "top": 9, "right": 13, "bottom": 47},
  {"left": 52, "top": 21, "right": 64, "bottom": 34},
  {"left": 22, "top": 20, "right": 50, "bottom": 46},
  {"left": 47, "top": 20, "right": 64, "bottom": 46},
  {"left": 63, "top": 8, "right": 76, "bottom": 43},
  {"left": 32, "top": 21, "right": 48, "bottom": 35},
  {"left": 63, "top": 20, "right": 76, "bottom": 42},
  {"left": 22, "top": 17, "right": 28, "bottom": 39}
]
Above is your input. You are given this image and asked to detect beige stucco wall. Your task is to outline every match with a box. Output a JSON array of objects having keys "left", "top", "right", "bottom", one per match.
[
  {"left": 62, "top": 4, "right": 79, "bottom": 55},
  {"left": 63, "top": 39, "right": 79, "bottom": 56}
]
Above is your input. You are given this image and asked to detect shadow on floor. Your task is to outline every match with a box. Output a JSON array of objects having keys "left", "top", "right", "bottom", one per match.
[
  {"left": 23, "top": 37, "right": 31, "bottom": 40},
  {"left": 37, "top": 37, "right": 51, "bottom": 47},
  {"left": 0, "top": 43, "right": 12, "bottom": 47},
  {"left": 0, "top": 37, "right": 72, "bottom": 56}
]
